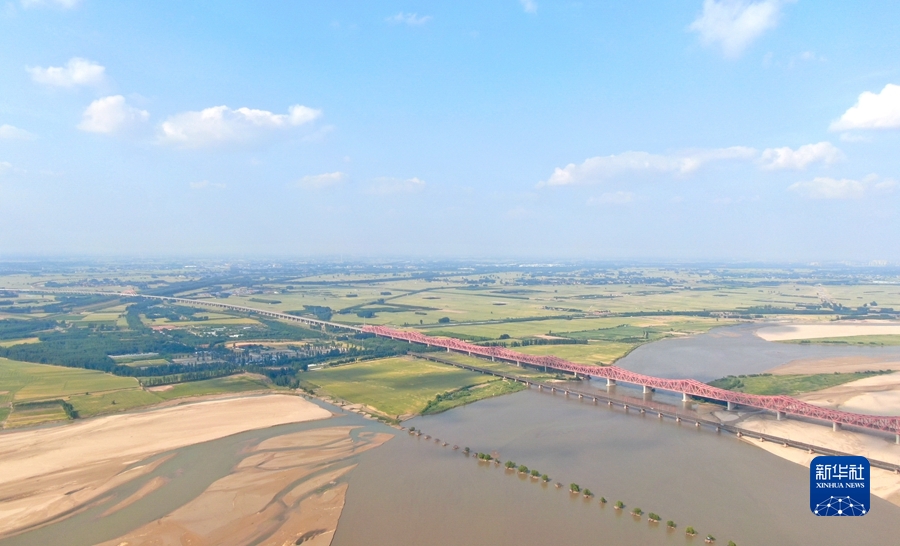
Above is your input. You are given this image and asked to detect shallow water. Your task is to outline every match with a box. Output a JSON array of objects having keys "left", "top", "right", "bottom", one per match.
[
  {"left": 334, "top": 389, "right": 900, "bottom": 546},
  {"left": 616, "top": 323, "right": 900, "bottom": 381}
]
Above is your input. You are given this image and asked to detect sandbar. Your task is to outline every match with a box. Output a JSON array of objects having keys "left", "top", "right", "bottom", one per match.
[{"left": 756, "top": 321, "right": 900, "bottom": 342}]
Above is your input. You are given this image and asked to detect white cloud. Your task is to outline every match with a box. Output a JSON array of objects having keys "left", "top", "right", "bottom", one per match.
[
  {"left": 540, "top": 147, "right": 756, "bottom": 187},
  {"left": 0, "top": 161, "right": 12, "bottom": 175},
  {"left": 297, "top": 171, "right": 345, "bottom": 190},
  {"left": 0, "top": 124, "right": 36, "bottom": 140},
  {"left": 78, "top": 95, "right": 149, "bottom": 133},
  {"left": 519, "top": 0, "right": 537, "bottom": 14},
  {"left": 588, "top": 191, "right": 635, "bottom": 205},
  {"left": 386, "top": 12, "right": 432, "bottom": 25},
  {"left": 20, "top": 0, "right": 80, "bottom": 8},
  {"left": 689, "top": 0, "right": 789, "bottom": 58},
  {"left": 27, "top": 57, "right": 104, "bottom": 87},
  {"left": 189, "top": 180, "right": 225, "bottom": 190},
  {"left": 367, "top": 177, "right": 426, "bottom": 194},
  {"left": 759, "top": 142, "right": 843, "bottom": 170},
  {"left": 789, "top": 177, "right": 866, "bottom": 200},
  {"left": 160, "top": 104, "right": 321, "bottom": 147},
  {"left": 830, "top": 84, "right": 900, "bottom": 131}
]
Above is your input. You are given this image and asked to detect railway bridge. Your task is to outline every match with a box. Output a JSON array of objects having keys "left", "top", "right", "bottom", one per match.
[{"left": 364, "top": 324, "right": 900, "bottom": 443}]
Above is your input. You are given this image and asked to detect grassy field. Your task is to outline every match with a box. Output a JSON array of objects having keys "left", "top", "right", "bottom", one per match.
[
  {"left": 303, "top": 356, "right": 497, "bottom": 418},
  {"left": 0, "top": 337, "right": 40, "bottom": 347},
  {"left": 67, "top": 389, "right": 164, "bottom": 418},
  {"left": 784, "top": 335, "right": 900, "bottom": 347},
  {"left": 423, "top": 352, "right": 564, "bottom": 380},
  {"left": 708, "top": 371, "right": 891, "bottom": 396},
  {"left": 0, "top": 357, "right": 278, "bottom": 426},
  {"left": 421, "top": 380, "right": 526, "bottom": 415},
  {"left": 0, "top": 357, "right": 139, "bottom": 402},
  {"left": 153, "top": 374, "right": 274, "bottom": 400}
]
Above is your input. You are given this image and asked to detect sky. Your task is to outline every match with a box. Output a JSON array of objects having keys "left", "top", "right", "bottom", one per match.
[{"left": 1, "top": 1, "right": 899, "bottom": 262}]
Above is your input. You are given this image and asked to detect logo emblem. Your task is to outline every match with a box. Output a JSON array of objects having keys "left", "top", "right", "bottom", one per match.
[{"left": 810, "top": 455, "right": 869, "bottom": 516}]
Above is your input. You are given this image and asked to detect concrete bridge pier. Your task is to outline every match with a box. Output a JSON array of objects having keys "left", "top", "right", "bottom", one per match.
[
  {"left": 607, "top": 378, "right": 616, "bottom": 387},
  {"left": 896, "top": 433, "right": 899, "bottom": 444},
  {"left": 682, "top": 392, "right": 690, "bottom": 402},
  {"left": 833, "top": 422, "right": 842, "bottom": 432},
  {"left": 447, "top": 347, "right": 450, "bottom": 352},
  {"left": 642, "top": 385, "right": 651, "bottom": 394},
  {"left": 727, "top": 401, "right": 735, "bottom": 411},
  {"left": 776, "top": 411, "right": 785, "bottom": 421},
  {"left": 491, "top": 356, "right": 495, "bottom": 361}
]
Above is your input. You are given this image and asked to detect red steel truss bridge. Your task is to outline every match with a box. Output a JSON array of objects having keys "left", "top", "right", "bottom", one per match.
[{"left": 363, "top": 325, "right": 900, "bottom": 438}]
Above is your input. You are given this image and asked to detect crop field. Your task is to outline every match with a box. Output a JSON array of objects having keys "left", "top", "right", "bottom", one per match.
[{"left": 303, "top": 356, "right": 496, "bottom": 418}]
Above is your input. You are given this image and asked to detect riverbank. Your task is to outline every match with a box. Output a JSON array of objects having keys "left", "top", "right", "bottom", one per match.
[{"left": 0, "top": 394, "right": 333, "bottom": 540}]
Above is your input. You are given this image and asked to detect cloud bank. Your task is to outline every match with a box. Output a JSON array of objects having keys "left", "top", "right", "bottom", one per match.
[
  {"left": 0, "top": 125, "right": 36, "bottom": 140},
  {"left": 540, "top": 147, "right": 756, "bottom": 186},
  {"left": 28, "top": 58, "right": 105, "bottom": 87},
  {"left": 689, "top": 0, "right": 789, "bottom": 58},
  {"left": 830, "top": 84, "right": 900, "bottom": 131},
  {"left": 78, "top": 95, "right": 149, "bottom": 133},
  {"left": 160, "top": 104, "right": 321, "bottom": 147},
  {"left": 759, "top": 142, "right": 843, "bottom": 170}
]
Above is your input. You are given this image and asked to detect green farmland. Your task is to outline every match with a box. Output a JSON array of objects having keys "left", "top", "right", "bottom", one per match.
[{"left": 303, "top": 356, "right": 508, "bottom": 419}]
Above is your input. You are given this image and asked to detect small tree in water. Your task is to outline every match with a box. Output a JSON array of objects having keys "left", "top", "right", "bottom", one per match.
[
  {"left": 541, "top": 474, "right": 549, "bottom": 482},
  {"left": 614, "top": 501, "right": 625, "bottom": 509},
  {"left": 505, "top": 460, "right": 516, "bottom": 469},
  {"left": 666, "top": 520, "right": 676, "bottom": 529},
  {"left": 685, "top": 526, "right": 697, "bottom": 536},
  {"left": 569, "top": 483, "right": 581, "bottom": 493},
  {"left": 518, "top": 465, "right": 529, "bottom": 474}
]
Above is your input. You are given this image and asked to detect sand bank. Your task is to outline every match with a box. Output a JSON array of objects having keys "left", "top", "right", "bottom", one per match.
[
  {"left": 768, "top": 355, "right": 900, "bottom": 375},
  {"left": 797, "top": 371, "right": 900, "bottom": 416},
  {"left": 97, "top": 426, "right": 392, "bottom": 546},
  {"left": 0, "top": 394, "right": 331, "bottom": 538},
  {"left": 756, "top": 321, "right": 900, "bottom": 341},
  {"left": 737, "top": 416, "right": 900, "bottom": 506}
]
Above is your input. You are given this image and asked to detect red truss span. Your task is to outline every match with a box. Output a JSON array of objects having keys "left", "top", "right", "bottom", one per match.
[{"left": 363, "top": 325, "right": 900, "bottom": 435}]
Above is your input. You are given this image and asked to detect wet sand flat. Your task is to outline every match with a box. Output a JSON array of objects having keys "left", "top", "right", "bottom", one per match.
[
  {"left": 0, "top": 394, "right": 331, "bottom": 538},
  {"left": 756, "top": 321, "right": 900, "bottom": 342}
]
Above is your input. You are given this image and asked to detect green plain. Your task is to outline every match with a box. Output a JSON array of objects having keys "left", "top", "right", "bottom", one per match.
[
  {"left": 304, "top": 356, "right": 495, "bottom": 418},
  {"left": 708, "top": 372, "right": 890, "bottom": 396}
]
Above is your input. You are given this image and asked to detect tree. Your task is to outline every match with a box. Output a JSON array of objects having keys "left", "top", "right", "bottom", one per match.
[
  {"left": 666, "top": 521, "right": 676, "bottom": 529},
  {"left": 706, "top": 535, "right": 716, "bottom": 543},
  {"left": 614, "top": 500, "right": 624, "bottom": 509},
  {"left": 727, "top": 542, "right": 736, "bottom": 546},
  {"left": 541, "top": 474, "right": 549, "bottom": 482},
  {"left": 438, "top": 317, "right": 451, "bottom": 323},
  {"left": 505, "top": 460, "right": 516, "bottom": 469},
  {"left": 685, "top": 526, "right": 696, "bottom": 536},
  {"left": 648, "top": 513, "right": 660, "bottom": 522},
  {"left": 463, "top": 447, "right": 470, "bottom": 454},
  {"left": 599, "top": 497, "right": 607, "bottom": 504},
  {"left": 631, "top": 507, "right": 643, "bottom": 516},
  {"left": 583, "top": 489, "right": 593, "bottom": 497},
  {"left": 518, "top": 465, "right": 529, "bottom": 474},
  {"left": 569, "top": 483, "right": 581, "bottom": 493},
  {"left": 530, "top": 469, "right": 540, "bottom": 477}
]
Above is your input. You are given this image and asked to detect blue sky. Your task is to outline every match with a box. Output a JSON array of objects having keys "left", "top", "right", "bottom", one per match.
[{"left": 1, "top": 1, "right": 899, "bottom": 261}]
